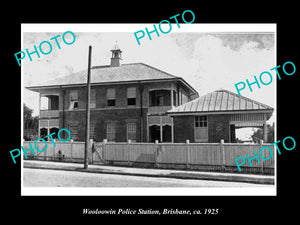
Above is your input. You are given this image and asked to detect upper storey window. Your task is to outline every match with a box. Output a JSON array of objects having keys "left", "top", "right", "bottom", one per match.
[
  {"left": 127, "top": 87, "right": 136, "bottom": 106},
  {"left": 107, "top": 88, "right": 116, "bottom": 107},
  {"left": 69, "top": 90, "right": 78, "bottom": 110}
]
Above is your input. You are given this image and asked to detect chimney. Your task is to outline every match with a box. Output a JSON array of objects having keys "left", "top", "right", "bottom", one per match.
[{"left": 110, "top": 43, "right": 122, "bottom": 67}]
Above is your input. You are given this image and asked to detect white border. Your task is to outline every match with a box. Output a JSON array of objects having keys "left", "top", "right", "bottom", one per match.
[
  {"left": 21, "top": 23, "right": 276, "bottom": 196},
  {"left": 21, "top": 23, "right": 276, "bottom": 33},
  {"left": 22, "top": 187, "right": 275, "bottom": 196}
]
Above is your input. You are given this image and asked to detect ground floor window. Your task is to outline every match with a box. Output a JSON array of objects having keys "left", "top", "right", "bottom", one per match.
[
  {"left": 106, "top": 123, "right": 116, "bottom": 142},
  {"left": 127, "top": 123, "right": 136, "bottom": 142},
  {"left": 89, "top": 122, "right": 96, "bottom": 140},
  {"left": 40, "top": 128, "right": 48, "bottom": 140},
  {"left": 68, "top": 124, "right": 78, "bottom": 141},
  {"left": 39, "top": 127, "right": 59, "bottom": 141},
  {"left": 50, "top": 127, "right": 59, "bottom": 139}
]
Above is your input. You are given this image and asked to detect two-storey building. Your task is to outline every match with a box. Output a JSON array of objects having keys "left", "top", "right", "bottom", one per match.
[{"left": 26, "top": 45, "right": 199, "bottom": 143}]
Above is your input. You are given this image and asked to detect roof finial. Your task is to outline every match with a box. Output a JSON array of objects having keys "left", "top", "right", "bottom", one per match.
[{"left": 113, "top": 41, "right": 119, "bottom": 50}]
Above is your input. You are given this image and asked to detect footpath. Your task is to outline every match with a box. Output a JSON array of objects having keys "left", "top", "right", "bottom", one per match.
[{"left": 23, "top": 160, "right": 274, "bottom": 185}]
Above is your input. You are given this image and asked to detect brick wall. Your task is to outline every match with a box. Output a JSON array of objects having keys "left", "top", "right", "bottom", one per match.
[
  {"left": 61, "top": 81, "right": 177, "bottom": 110},
  {"left": 60, "top": 108, "right": 148, "bottom": 142},
  {"left": 172, "top": 114, "right": 231, "bottom": 143},
  {"left": 60, "top": 111, "right": 232, "bottom": 143},
  {"left": 208, "top": 114, "right": 230, "bottom": 143},
  {"left": 57, "top": 80, "right": 193, "bottom": 143},
  {"left": 173, "top": 116, "right": 195, "bottom": 142}
]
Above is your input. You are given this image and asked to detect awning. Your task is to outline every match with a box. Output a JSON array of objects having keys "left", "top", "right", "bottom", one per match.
[
  {"left": 39, "top": 119, "right": 59, "bottom": 129},
  {"left": 231, "top": 121, "right": 264, "bottom": 128},
  {"left": 148, "top": 115, "right": 172, "bottom": 126},
  {"left": 230, "top": 113, "right": 266, "bottom": 128}
]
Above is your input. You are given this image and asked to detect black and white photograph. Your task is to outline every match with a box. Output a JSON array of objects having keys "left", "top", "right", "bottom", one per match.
[
  {"left": 4, "top": 4, "right": 298, "bottom": 222},
  {"left": 21, "top": 24, "right": 276, "bottom": 195}
]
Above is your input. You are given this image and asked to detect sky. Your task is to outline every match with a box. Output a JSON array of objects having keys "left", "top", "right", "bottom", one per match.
[{"left": 23, "top": 25, "right": 276, "bottom": 140}]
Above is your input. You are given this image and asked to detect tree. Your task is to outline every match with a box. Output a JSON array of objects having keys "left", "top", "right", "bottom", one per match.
[
  {"left": 251, "top": 123, "right": 274, "bottom": 143},
  {"left": 23, "top": 104, "right": 38, "bottom": 140},
  {"left": 24, "top": 103, "right": 33, "bottom": 129}
]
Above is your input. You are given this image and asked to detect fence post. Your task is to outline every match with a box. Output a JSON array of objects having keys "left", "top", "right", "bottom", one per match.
[
  {"left": 155, "top": 140, "right": 159, "bottom": 168},
  {"left": 220, "top": 139, "right": 225, "bottom": 172},
  {"left": 259, "top": 139, "right": 264, "bottom": 174},
  {"left": 70, "top": 139, "right": 73, "bottom": 162},
  {"left": 186, "top": 140, "right": 190, "bottom": 169},
  {"left": 44, "top": 140, "right": 49, "bottom": 161},
  {"left": 53, "top": 139, "right": 57, "bottom": 160},
  {"left": 103, "top": 139, "right": 107, "bottom": 164},
  {"left": 127, "top": 139, "right": 131, "bottom": 166},
  {"left": 90, "top": 139, "right": 94, "bottom": 164}
]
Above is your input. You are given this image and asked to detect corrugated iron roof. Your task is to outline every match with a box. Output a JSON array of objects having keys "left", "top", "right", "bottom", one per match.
[
  {"left": 27, "top": 63, "right": 179, "bottom": 88},
  {"left": 168, "top": 89, "right": 274, "bottom": 115}
]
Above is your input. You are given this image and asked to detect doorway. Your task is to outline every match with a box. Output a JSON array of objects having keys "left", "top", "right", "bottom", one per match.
[
  {"left": 149, "top": 125, "right": 160, "bottom": 142},
  {"left": 40, "top": 128, "right": 48, "bottom": 140},
  {"left": 149, "top": 125, "right": 172, "bottom": 142}
]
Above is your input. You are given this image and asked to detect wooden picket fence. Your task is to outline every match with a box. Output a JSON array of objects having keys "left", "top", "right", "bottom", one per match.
[
  {"left": 23, "top": 139, "right": 274, "bottom": 174},
  {"left": 93, "top": 140, "right": 274, "bottom": 174}
]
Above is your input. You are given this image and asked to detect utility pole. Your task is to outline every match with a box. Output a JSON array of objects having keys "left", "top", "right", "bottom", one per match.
[{"left": 84, "top": 45, "right": 92, "bottom": 169}]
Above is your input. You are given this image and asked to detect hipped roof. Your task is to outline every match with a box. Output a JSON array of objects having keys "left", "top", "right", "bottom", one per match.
[
  {"left": 26, "top": 63, "right": 197, "bottom": 95},
  {"left": 167, "top": 89, "right": 274, "bottom": 119}
]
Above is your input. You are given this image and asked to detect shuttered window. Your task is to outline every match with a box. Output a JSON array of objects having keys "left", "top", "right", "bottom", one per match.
[
  {"left": 69, "top": 90, "right": 79, "bottom": 109},
  {"left": 90, "top": 89, "right": 96, "bottom": 108},
  {"left": 107, "top": 88, "right": 116, "bottom": 106},
  {"left": 127, "top": 87, "right": 136, "bottom": 106},
  {"left": 70, "top": 90, "right": 78, "bottom": 101},
  {"left": 107, "top": 88, "right": 116, "bottom": 99}
]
